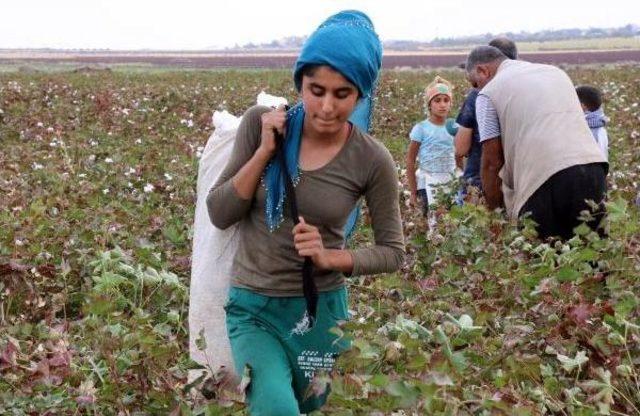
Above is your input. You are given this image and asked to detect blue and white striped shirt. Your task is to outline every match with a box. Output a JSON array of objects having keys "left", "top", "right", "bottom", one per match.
[{"left": 476, "top": 93, "right": 501, "bottom": 142}]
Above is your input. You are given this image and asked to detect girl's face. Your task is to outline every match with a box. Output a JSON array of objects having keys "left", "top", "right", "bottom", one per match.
[
  {"left": 300, "top": 65, "right": 359, "bottom": 136},
  {"left": 429, "top": 94, "right": 452, "bottom": 119}
]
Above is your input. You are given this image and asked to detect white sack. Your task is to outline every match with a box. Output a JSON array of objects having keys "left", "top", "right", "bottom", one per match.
[{"left": 189, "top": 93, "right": 287, "bottom": 380}]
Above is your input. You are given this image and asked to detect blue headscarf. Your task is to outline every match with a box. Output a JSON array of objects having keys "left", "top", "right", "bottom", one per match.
[{"left": 263, "top": 10, "right": 383, "bottom": 235}]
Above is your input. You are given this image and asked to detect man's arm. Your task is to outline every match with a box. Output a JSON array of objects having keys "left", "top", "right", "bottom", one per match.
[
  {"left": 454, "top": 126, "right": 473, "bottom": 169},
  {"left": 475, "top": 92, "right": 503, "bottom": 210},
  {"left": 454, "top": 126, "right": 473, "bottom": 158},
  {"left": 481, "top": 137, "right": 504, "bottom": 210}
]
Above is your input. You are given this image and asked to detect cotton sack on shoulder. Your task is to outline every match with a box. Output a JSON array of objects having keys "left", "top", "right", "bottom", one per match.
[{"left": 188, "top": 92, "right": 288, "bottom": 380}]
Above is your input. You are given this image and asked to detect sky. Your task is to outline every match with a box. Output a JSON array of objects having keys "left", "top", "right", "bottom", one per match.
[{"left": 3, "top": 0, "right": 639, "bottom": 50}]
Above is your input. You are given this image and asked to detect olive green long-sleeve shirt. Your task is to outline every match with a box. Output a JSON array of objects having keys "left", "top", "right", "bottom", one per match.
[{"left": 207, "top": 105, "right": 404, "bottom": 296}]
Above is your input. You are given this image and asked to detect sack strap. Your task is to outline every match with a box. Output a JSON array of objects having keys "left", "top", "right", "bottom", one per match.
[{"left": 274, "top": 131, "right": 318, "bottom": 325}]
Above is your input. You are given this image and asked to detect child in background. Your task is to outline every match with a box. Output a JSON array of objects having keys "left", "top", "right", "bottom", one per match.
[
  {"left": 576, "top": 85, "right": 609, "bottom": 161},
  {"left": 406, "top": 75, "right": 456, "bottom": 226}
]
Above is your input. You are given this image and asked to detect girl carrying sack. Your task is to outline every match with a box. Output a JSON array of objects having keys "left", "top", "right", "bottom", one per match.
[{"left": 207, "top": 10, "right": 405, "bottom": 415}]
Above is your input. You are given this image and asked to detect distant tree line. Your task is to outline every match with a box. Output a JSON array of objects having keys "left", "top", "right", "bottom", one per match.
[
  {"left": 422, "top": 24, "right": 640, "bottom": 48},
  {"left": 230, "top": 24, "right": 640, "bottom": 51}
]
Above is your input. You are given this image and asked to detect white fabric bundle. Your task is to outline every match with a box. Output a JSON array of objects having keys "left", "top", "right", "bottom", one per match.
[{"left": 189, "top": 92, "right": 287, "bottom": 379}]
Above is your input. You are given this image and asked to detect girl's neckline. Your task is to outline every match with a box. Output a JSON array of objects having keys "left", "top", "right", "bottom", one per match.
[
  {"left": 427, "top": 117, "right": 446, "bottom": 126},
  {"left": 299, "top": 122, "right": 356, "bottom": 174}
]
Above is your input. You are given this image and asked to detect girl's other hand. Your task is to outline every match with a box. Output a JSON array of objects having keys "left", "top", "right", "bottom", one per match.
[{"left": 292, "top": 216, "right": 329, "bottom": 269}]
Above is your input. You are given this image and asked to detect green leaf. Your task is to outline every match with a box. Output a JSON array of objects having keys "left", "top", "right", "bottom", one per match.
[
  {"left": 446, "top": 313, "right": 483, "bottom": 331},
  {"left": 385, "top": 380, "right": 419, "bottom": 408},
  {"left": 162, "top": 223, "right": 185, "bottom": 246},
  {"left": 450, "top": 351, "right": 469, "bottom": 373},
  {"left": 369, "top": 374, "right": 389, "bottom": 388},
  {"left": 195, "top": 328, "right": 207, "bottom": 351},
  {"left": 557, "top": 350, "right": 589, "bottom": 373},
  {"left": 441, "top": 263, "right": 461, "bottom": 280},
  {"left": 613, "top": 291, "right": 638, "bottom": 319},
  {"left": 556, "top": 266, "right": 581, "bottom": 282},
  {"left": 577, "top": 247, "right": 598, "bottom": 262}
]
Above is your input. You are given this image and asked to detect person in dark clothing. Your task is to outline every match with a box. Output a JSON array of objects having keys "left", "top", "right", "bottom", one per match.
[{"left": 519, "top": 163, "right": 607, "bottom": 239}]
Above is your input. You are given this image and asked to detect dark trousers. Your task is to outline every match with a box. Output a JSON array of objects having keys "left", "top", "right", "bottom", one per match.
[
  {"left": 519, "top": 163, "right": 608, "bottom": 240},
  {"left": 417, "top": 188, "right": 429, "bottom": 216}
]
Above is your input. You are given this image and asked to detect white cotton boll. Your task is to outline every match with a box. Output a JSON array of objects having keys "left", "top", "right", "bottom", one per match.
[{"left": 143, "top": 183, "right": 155, "bottom": 193}]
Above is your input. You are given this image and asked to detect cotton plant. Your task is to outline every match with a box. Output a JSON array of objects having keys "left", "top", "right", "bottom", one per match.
[
  {"left": 556, "top": 350, "right": 589, "bottom": 373},
  {"left": 378, "top": 315, "right": 432, "bottom": 340},
  {"left": 2, "top": 66, "right": 640, "bottom": 415},
  {"left": 445, "top": 313, "right": 482, "bottom": 331}
]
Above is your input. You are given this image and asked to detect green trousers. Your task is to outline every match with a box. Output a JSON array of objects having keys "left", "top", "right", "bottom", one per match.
[{"left": 224, "top": 286, "right": 349, "bottom": 416}]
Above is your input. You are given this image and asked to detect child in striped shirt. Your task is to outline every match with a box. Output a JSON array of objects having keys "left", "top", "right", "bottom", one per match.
[{"left": 576, "top": 85, "right": 609, "bottom": 161}]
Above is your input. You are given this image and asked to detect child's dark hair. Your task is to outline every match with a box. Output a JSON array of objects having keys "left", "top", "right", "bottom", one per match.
[{"left": 576, "top": 85, "right": 603, "bottom": 112}]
